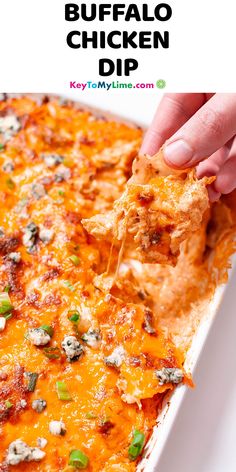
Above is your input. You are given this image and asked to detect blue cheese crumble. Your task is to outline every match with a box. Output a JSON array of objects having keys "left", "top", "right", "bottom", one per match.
[
  {"left": 61, "top": 335, "right": 84, "bottom": 361},
  {"left": 27, "top": 328, "right": 51, "bottom": 346},
  {"left": 0, "top": 115, "right": 21, "bottom": 143},
  {"left": 49, "top": 420, "right": 66, "bottom": 436},
  {"left": 81, "top": 328, "right": 101, "bottom": 348},
  {"left": 6, "top": 440, "right": 45, "bottom": 465},
  {"left": 155, "top": 367, "right": 183, "bottom": 385},
  {"left": 41, "top": 153, "right": 64, "bottom": 168},
  {"left": 104, "top": 346, "right": 126, "bottom": 369}
]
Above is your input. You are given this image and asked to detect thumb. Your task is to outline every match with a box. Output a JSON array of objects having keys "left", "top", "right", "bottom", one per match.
[{"left": 163, "top": 93, "right": 236, "bottom": 169}]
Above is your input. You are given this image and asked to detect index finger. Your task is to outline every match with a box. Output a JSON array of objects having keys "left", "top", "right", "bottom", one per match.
[{"left": 140, "top": 93, "right": 207, "bottom": 156}]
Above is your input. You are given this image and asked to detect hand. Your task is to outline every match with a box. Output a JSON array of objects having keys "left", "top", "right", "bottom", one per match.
[{"left": 140, "top": 93, "right": 236, "bottom": 201}]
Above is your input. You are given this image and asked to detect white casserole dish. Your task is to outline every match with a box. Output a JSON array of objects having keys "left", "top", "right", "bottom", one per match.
[
  {"left": 137, "top": 278, "right": 233, "bottom": 472},
  {"left": 8, "top": 94, "right": 236, "bottom": 471}
]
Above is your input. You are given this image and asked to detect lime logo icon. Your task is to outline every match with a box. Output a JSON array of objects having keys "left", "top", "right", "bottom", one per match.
[{"left": 156, "top": 79, "right": 166, "bottom": 89}]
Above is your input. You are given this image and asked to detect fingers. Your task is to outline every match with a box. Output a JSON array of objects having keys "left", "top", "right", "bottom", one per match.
[
  {"left": 207, "top": 186, "right": 221, "bottom": 202},
  {"left": 196, "top": 146, "right": 230, "bottom": 202},
  {"left": 140, "top": 93, "right": 206, "bottom": 156},
  {"left": 141, "top": 93, "right": 236, "bottom": 200},
  {"left": 214, "top": 154, "right": 236, "bottom": 195},
  {"left": 197, "top": 137, "right": 236, "bottom": 200},
  {"left": 196, "top": 146, "right": 230, "bottom": 179},
  {"left": 163, "top": 93, "right": 236, "bottom": 168}
]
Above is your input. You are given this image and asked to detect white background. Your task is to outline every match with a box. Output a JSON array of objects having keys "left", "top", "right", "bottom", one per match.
[
  {"left": 1, "top": 1, "right": 236, "bottom": 471},
  {"left": 1, "top": 0, "right": 236, "bottom": 95}
]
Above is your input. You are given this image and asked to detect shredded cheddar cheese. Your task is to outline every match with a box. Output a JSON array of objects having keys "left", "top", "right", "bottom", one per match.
[{"left": 0, "top": 95, "right": 235, "bottom": 472}]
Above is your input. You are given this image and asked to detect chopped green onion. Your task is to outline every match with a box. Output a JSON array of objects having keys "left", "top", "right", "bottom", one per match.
[
  {"left": 85, "top": 412, "right": 97, "bottom": 419},
  {"left": 69, "top": 450, "right": 89, "bottom": 469},
  {"left": 58, "top": 190, "right": 65, "bottom": 197},
  {"left": 4, "top": 313, "right": 12, "bottom": 321},
  {"left": 0, "top": 143, "right": 4, "bottom": 151},
  {"left": 128, "top": 429, "right": 145, "bottom": 461},
  {"left": 63, "top": 280, "right": 75, "bottom": 292},
  {"left": 68, "top": 311, "right": 80, "bottom": 323},
  {"left": 56, "top": 381, "right": 72, "bottom": 401},
  {"left": 26, "top": 372, "right": 39, "bottom": 392},
  {"left": 68, "top": 255, "right": 80, "bottom": 266},
  {"left": 6, "top": 178, "right": 15, "bottom": 190},
  {"left": 40, "top": 324, "right": 54, "bottom": 337},
  {"left": 4, "top": 284, "right": 11, "bottom": 293},
  {"left": 44, "top": 347, "right": 61, "bottom": 359},
  {"left": 0, "top": 292, "right": 14, "bottom": 316},
  {"left": 5, "top": 400, "right": 13, "bottom": 409}
]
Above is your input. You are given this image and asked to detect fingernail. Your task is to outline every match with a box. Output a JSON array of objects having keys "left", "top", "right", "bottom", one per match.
[{"left": 164, "top": 140, "right": 194, "bottom": 167}]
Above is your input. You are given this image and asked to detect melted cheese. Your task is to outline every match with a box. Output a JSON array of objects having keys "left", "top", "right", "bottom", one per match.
[
  {"left": 83, "top": 151, "right": 214, "bottom": 265},
  {"left": 0, "top": 95, "right": 235, "bottom": 472}
]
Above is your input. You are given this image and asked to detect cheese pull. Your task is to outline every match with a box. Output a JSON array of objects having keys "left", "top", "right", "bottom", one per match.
[{"left": 83, "top": 150, "right": 214, "bottom": 265}]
